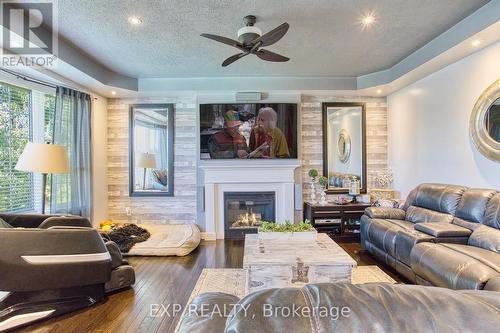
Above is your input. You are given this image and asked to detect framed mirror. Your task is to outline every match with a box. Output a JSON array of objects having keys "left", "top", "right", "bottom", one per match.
[
  {"left": 129, "top": 104, "right": 174, "bottom": 196},
  {"left": 322, "top": 102, "right": 367, "bottom": 194},
  {"left": 470, "top": 79, "right": 500, "bottom": 162}
]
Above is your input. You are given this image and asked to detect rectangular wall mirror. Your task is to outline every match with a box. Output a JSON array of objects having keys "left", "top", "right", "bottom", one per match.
[
  {"left": 129, "top": 104, "right": 174, "bottom": 196},
  {"left": 322, "top": 102, "right": 367, "bottom": 194}
]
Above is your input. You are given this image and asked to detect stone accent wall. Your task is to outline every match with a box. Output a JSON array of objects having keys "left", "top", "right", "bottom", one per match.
[
  {"left": 300, "top": 95, "right": 388, "bottom": 198},
  {"left": 106, "top": 94, "right": 387, "bottom": 226},
  {"left": 107, "top": 97, "right": 197, "bottom": 224}
]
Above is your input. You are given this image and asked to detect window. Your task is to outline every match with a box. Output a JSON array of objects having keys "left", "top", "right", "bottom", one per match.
[{"left": 0, "top": 81, "right": 56, "bottom": 213}]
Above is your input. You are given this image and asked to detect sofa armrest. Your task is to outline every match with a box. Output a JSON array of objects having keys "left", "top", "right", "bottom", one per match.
[
  {"left": 364, "top": 207, "right": 406, "bottom": 220},
  {"left": 414, "top": 223, "right": 472, "bottom": 238}
]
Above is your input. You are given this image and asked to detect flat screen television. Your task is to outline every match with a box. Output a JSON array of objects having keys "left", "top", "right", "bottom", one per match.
[{"left": 200, "top": 103, "right": 298, "bottom": 159}]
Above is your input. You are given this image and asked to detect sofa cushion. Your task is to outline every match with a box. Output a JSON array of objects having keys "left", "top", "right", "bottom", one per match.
[
  {"left": 411, "top": 183, "right": 467, "bottom": 215},
  {"left": 405, "top": 206, "right": 453, "bottom": 223},
  {"left": 468, "top": 225, "right": 500, "bottom": 253},
  {"left": 415, "top": 222, "right": 472, "bottom": 238},
  {"left": 484, "top": 193, "right": 500, "bottom": 229},
  {"left": 452, "top": 217, "right": 483, "bottom": 231},
  {"left": 411, "top": 243, "right": 500, "bottom": 290},
  {"left": 455, "top": 189, "right": 497, "bottom": 223}
]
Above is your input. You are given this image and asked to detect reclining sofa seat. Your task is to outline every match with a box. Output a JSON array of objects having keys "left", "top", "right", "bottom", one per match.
[
  {"left": 0, "top": 214, "right": 135, "bottom": 332},
  {"left": 360, "top": 183, "right": 500, "bottom": 290}
]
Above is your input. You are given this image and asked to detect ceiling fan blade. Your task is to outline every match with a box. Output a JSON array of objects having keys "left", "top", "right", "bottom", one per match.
[
  {"left": 200, "top": 33, "right": 246, "bottom": 51},
  {"left": 222, "top": 53, "right": 248, "bottom": 67},
  {"left": 256, "top": 49, "right": 289, "bottom": 62},
  {"left": 252, "top": 22, "right": 289, "bottom": 47}
]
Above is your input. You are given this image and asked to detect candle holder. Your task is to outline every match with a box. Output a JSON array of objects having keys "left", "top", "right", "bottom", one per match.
[{"left": 349, "top": 179, "right": 360, "bottom": 203}]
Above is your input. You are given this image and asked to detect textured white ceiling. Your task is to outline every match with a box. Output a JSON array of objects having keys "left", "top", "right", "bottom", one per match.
[{"left": 56, "top": 0, "right": 489, "bottom": 79}]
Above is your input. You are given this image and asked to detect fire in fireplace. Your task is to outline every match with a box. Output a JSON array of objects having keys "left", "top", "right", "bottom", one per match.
[{"left": 224, "top": 192, "right": 276, "bottom": 238}]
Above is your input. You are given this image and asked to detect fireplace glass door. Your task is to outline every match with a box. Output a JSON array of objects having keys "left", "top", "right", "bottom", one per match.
[{"left": 224, "top": 192, "right": 275, "bottom": 238}]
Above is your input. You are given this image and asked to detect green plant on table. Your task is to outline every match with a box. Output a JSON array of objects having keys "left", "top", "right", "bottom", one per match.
[
  {"left": 308, "top": 169, "right": 319, "bottom": 179},
  {"left": 259, "top": 220, "right": 314, "bottom": 232},
  {"left": 318, "top": 176, "right": 328, "bottom": 188}
]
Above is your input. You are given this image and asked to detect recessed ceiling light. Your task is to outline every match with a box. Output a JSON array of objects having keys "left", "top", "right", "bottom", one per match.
[
  {"left": 111, "top": 91, "right": 117, "bottom": 96},
  {"left": 128, "top": 16, "right": 143, "bottom": 26},
  {"left": 376, "top": 89, "right": 382, "bottom": 94},
  {"left": 361, "top": 13, "right": 375, "bottom": 26},
  {"left": 471, "top": 39, "right": 481, "bottom": 47}
]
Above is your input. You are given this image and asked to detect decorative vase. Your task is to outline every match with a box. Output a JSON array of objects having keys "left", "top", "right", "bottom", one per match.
[
  {"left": 309, "top": 177, "right": 317, "bottom": 203},
  {"left": 319, "top": 187, "right": 327, "bottom": 205}
]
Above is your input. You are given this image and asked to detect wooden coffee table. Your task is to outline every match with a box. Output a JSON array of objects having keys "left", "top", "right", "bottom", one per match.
[{"left": 243, "top": 233, "right": 357, "bottom": 293}]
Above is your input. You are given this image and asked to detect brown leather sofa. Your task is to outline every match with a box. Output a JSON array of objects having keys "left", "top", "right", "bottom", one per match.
[
  {"left": 178, "top": 283, "right": 500, "bottom": 333},
  {"left": 360, "top": 183, "right": 500, "bottom": 290}
]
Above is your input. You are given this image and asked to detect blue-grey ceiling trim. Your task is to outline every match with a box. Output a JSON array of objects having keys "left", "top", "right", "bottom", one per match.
[
  {"left": 139, "top": 76, "right": 357, "bottom": 92},
  {"left": 357, "top": 0, "right": 500, "bottom": 89},
  {"left": 55, "top": 37, "right": 138, "bottom": 90}
]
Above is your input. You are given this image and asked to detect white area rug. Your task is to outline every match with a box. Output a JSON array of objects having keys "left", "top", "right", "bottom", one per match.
[{"left": 175, "top": 266, "right": 396, "bottom": 332}]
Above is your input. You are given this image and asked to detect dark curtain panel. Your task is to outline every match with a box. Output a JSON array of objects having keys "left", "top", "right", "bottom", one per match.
[{"left": 51, "top": 86, "right": 92, "bottom": 218}]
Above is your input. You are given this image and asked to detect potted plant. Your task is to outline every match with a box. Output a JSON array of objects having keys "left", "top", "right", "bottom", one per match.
[
  {"left": 308, "top": 169, "right": 319, "bottom": 203},
  {"left": 318, "top": 176, "right": 328, "bottom": 205},
  {"left": 258, "top": 220, "right": 317, "bottom": 241}
]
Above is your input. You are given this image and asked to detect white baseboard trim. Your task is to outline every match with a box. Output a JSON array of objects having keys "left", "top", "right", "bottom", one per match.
[{"left": 201, "top": 232, "right": 217, "bottom": 241}]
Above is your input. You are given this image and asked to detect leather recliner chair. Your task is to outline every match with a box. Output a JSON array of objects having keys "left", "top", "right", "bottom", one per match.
[
  {"left": 0, "top": 214, "right": 135, "bottom": 332},
  {"left": 360, "top": 183, "right": 500, "bottom": 290}
]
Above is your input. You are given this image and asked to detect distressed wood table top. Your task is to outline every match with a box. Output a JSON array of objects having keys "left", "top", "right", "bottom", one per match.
[{"left": 243, "top": 233, "right": 357, "bottom": 267}]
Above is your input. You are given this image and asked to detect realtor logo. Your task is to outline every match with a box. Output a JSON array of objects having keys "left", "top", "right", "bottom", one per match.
[{"left": 1, "top": 0, "right": 57, "bottom": 67}]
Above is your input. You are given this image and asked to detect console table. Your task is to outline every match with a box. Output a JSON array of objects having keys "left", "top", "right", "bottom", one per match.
[{"left": 303, "top": 202, "right": 370, "bottom": 241}]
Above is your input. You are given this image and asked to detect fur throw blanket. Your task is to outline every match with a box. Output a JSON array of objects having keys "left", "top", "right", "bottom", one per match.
[{"left": 103, "top": 224, "right": 151, "bottom": 253}]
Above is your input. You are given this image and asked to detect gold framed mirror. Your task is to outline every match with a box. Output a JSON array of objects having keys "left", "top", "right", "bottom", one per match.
[{"left": 470, "top": 79, "right": 500, "bottom": 162}]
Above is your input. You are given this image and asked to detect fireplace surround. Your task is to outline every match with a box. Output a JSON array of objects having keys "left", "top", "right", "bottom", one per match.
[{"left": 200, "top": 160, "right": 300, "bottom": 239}]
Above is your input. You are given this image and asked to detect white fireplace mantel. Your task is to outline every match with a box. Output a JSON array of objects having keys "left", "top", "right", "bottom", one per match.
[{"left": 200, "top": 160, "right": 301, "bottom": 239}]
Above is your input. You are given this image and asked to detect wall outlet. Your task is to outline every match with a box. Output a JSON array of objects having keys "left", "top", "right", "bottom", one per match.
[{"left": 126, "top": 207, "right": 132, "bottom": 216}]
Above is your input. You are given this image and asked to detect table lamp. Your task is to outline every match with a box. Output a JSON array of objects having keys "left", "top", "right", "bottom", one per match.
[
  {"left": 136, "top": 152, "right": 157, "bottom": 190},
  {"left": 15, "top": 142, "right": 70, "bottom": 214}
]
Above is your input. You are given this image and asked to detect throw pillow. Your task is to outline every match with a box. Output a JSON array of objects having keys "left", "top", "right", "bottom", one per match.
[
  {"left": 0, "top": 217, "right": 13, "bottom": 228},
  {"left": 372, "top": 199, "right": 404, "bottom": 209}
]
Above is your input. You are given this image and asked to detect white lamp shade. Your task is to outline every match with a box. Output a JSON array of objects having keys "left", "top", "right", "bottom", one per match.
[
  {"left": 136, "top": 152, "right": 157, "bottom": 168},
  {"left": 15, "top": 142, "right": 70, "bottom": 174}
]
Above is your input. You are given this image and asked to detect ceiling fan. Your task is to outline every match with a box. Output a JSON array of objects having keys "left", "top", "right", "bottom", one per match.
[{"left": 201, "top": 15, "right": 290, "bottom": 67}]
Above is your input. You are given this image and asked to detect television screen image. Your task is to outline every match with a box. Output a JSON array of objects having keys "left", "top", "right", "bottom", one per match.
[{"left": 200, "top": 103, "right": 298, "bottom": 159}]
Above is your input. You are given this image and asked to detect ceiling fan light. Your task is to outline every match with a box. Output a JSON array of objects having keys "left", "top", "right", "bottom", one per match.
[{"left": 237, "top": 26, "right": 262, "bottom": 38}]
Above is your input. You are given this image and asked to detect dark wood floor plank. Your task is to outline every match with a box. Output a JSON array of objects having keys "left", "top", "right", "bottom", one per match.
[{"left": 17, "top": 240, "right": 403, "bottom": 333}]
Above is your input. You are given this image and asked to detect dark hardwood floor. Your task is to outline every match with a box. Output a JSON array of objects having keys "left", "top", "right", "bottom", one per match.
[{"left": 18, "top": 240, "right": 403, "bottom": 333}]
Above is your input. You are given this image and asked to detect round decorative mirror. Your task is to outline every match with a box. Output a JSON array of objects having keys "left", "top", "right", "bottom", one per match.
[
  {"left": 470, "top": 79, "right": 500, "bottom": 162},
  {"left": 337, "top": 129, "right": 351, "bottom": 163}
]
